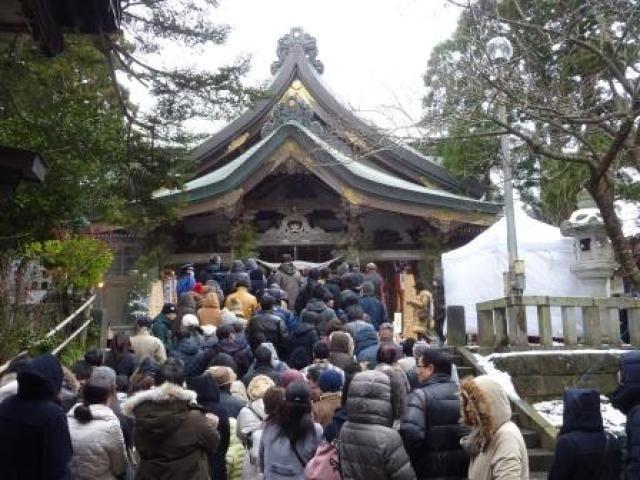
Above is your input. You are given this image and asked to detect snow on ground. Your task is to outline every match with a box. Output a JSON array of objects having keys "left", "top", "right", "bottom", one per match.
[
  {"left": 473, "top": 353, "right": 520, "bottom": 398},
  {"left": 534, "top": 396, "right": 627, "bottom": 436}
]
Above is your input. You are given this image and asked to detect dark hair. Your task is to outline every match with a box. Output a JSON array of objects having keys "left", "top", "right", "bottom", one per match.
[
  {"left": 259, "top": 294, "right": 276, "bottom": 310},
  {"left": 311, "top": 284, "right": 330, "bottom": 301},
  {"left": 402, "top": 338, "right": 416, "bottom": 357},
  {"left": 264, "top": 386, "right": 285, "bottom": 417},
  {"left": 325, "top": 319, "right": 344, "bottom": 336},
  {"left": 84, "top": 349, "right": 104, "bottom": 367},
  {"left": 341, "top": 360, "right": 361, "bottom": 406},
  {"left": 116, "top": 374, "right": 129, "bottom": 393},
  {"left": 420, "top": 349, "right": 452, "bottom": 376},
  {"left": 319, "top": 267, "right": 331, "bottom": 280},
  {"left": 72, "top": 360, "right": 93, "bottom": 381},
  {"left": 128, "top": 373, "right": 155, "bottom": 395},
  {"left": 255, "top": 346, "right": 272, "bottom": 365},
  {"left": 111, "top": 332, "right": 131, "bottom": 363},
  {"left": 376, "top": 343, "right": 399, "bottom": 365},
  {"left": 339, "top": 290, "right": 360, "bottom": 309},
  {"left": 74, "top": 383, "right": 111, "bottom": 423},
  {"left": 1, "top": 354, "right": 31, "bottom": 383},
  {"left": 278, "top": 382, "right": 315, "bottom": 443},
  {"left": 313, "top": 341, "right": 329, "bottom": 360},
  {"left": 235, "top": 279, "right": 250, "bottom": 290},
  {"left": 216, "top": 323, "right": 234, "bottom": 340},
  {"left": 306, "top": 367, "right": 322, "bottom": 384},
  {"left": 158, "top": 358, "right": 186, "bottom": 385},
  {"left": 308, "top": 268, "right": 320, "bottom": 281},
  {"left": 414, "top": 280, "right": 425, "bottom": 291},
  {"left": 210, "top": 353, "right": 239, "bottom": 375},
  {"left": 345, "top": 304, "right": 365, "bottom": 322}
]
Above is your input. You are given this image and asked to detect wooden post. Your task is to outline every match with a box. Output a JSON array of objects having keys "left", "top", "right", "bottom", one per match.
[
  {"left": 561, "top": 306, "right": 578, "bottom": 347},
  {"left": 604, "top": 308, "right": 622, "bottom": 347},
  {"left": 494, "top": 307, "right": 508, "bottom": 348},
  {"left": 446, "top": 306, "right": 467, "bottom": 346},
  {"left": 507, "top": 296, "right": 528, "bottom": 347},
  {"left": 537, "top": 303, "right": 553, "bottom": 348},
  {"left": 582, "top": 306, "right": 601, "bottom": 347},
  {"left": 478, "top": 309, "right": 495, "bottom": 348},
  {"left": 628, "top": 307, "right": 640, "bottom": 348}
]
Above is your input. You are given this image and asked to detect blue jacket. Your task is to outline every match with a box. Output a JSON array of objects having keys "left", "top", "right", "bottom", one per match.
[
  {"left": 170, "top": 337, "right": 207, "bottom": 377},
  {"left": 0, "top": 354, "right": 73, "bottom": 480},
  {"left": 177, "top": 272, "right": 196, "bottom": 297},
  {"left": 549, "top": 388, "right": 621, "bottom": 480},
  {"left": 359, "top": 295, "right": 387, "bottom": 330},
  {"left": 612, "top": 351, "right": 640, "bottom": 478}
]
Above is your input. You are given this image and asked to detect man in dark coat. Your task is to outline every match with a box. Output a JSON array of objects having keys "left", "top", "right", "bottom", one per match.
[
  {"left": 611, "top": 350, "right": 640, "bottom": 478},
  {"left": 204, "top": 254, "right": 228, "bottom": 293},
  {"left": 548, "top": 388, "right": 620, "bottom": 479},
  {"left": 359, "top": 281, "right": 387, "bottom": 330},
  {"left": 0, "top": 353, "right": 73, "bottom": 480},
  {"left": 247, "top": 294, "right": 289, "bottom": 357},
  {"left": 242, "top": 345, "right": 281, "bottom": 386},
  {"left": 187, "top": 373, "right": 231, "bottom": 480},
  {"left": 299, "top": 284, "right": 338, "bottom": 337},
  {"left": 400, "top": 348, "right": 469, "bottom": 479},
  {"left": 151, "top": 302, "right": 177, "bottom": 351},
  {"left": 294, "top": 267, "right": 321, "bottom": 313},
  {"left": 363, "top": 262, "right": 385, "bottom": 301},
  {"left": 287, "top": 313, "right": 320, "bottom": 366},
  {"left": 122, "top": 359, "right": 219, "bottom": 480},
  {"left": 205, "top": 323, "right": 253, "bottom": 377},
  {"left": 226, "top": 259, "right": 251, "bottom": 295}
]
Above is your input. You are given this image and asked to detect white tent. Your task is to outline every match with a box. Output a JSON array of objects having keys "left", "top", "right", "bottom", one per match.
[{"left": 442, "top": 208, "right": 601, "bottom": 335}]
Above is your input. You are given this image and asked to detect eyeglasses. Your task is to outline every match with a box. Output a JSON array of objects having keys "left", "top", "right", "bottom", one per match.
[{"left": 416, "top": 364, "right": 429, "bottom": 369}]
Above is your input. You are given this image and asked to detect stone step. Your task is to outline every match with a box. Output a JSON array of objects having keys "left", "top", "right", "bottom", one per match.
[
  {"left": 520, "top": 428, "right": 541, "bottom": 449},
  {"left": 528, "top": 448, "right": 554, "bottom": 472}
]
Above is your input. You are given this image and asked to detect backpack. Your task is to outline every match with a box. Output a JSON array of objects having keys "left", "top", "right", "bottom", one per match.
[{"left": 303, "top": 440, "right": 342, "bottom": 480}]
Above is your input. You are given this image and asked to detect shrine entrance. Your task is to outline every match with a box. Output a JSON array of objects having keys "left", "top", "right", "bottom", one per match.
[{"left": 258, "top": 245, "right": 335, "bottom": 263}]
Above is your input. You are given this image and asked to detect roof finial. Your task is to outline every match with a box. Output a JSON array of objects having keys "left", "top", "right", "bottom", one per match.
[{"left": 270, "top": 27, "right": 324, "bottom": 75}]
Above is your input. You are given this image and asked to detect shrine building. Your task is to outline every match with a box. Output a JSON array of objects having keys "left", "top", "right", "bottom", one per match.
[{"left": 156, "top": 27, "right": 500, "bottom": 288}]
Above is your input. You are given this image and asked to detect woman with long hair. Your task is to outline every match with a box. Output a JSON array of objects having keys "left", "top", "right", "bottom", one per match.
[
  {"left": 259, "top": 381, "right": 322, "bottom": 479},
  {"left": 67, "top": 368, "right": 128, "bottom": 479}
]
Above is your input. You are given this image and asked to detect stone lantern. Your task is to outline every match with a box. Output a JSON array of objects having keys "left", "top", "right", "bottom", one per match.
[{"left": 560, "top": 189, "right": 618, "bottom": 296}]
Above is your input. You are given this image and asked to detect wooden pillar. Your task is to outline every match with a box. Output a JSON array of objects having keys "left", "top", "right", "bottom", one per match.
[
  {"left": 507, "top": 296, "right": 528, "bottom": 346},
  {"left": 628, "top": 307, "right": 640, "bottom": 348},
  {"left": 561, "top": 306, "right": 578, "bottom": 347},
  {"left": 582, "top": 306, "right": 601, "bottom": 347},
  {"left": 478, "top": 309, "right": 495, "bottom": 348},
  {"left": 537, "top": 303, "right": 553, "bottom": 348},
  {"left": 494, "top": 307, "right": 508, "bottom": 348}
]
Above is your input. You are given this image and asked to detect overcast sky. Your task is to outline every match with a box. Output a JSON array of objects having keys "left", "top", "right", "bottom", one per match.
[{"left": 132, "top": 0, "right": 462, "bottom": 137}]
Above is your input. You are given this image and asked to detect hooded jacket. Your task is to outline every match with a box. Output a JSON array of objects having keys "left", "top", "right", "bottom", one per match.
[
  {"left": 151, "top": 312, "right": 174, "bottom": 351},
  {"left": 328, "top": 332, "right": 354, "bottom": 370},
  {"left": 360, "top": 294, "right": 387, "bottom": 331},
  {"left": 210, "top": 337, "right": 254, "bottom": 377},
  {"left": 247, "top": 309, "right": 289, "bottom": 356},
  {"left": 300, "top": 298, "right": 338, "bottom": 337},
  {"left": 130, "top": 327, "right": 167, "bottom": 363},
  {"left": 187, "top": 374, "right": 231, "bottom": 480},
  {"left": 460, "top": 375, "right": 528, "bottom": 480},
  {"left": 339, "top": 370, "right": 415, "bottom": 480},
  {"left": 548, "top": 388, "right": 621, "bottom": 480},
  {"left": 287, "top": 321, "right": 320, "bottom": 364},
  {"left": 400, "top": 372, "right": 469, "bottom": 479},
  {"left": 273, "top": 262, "right": 303, "bottom": 309},
  {"left": 225, "top": 286, "right": 258, "bottom": 321},
  {"left": 170, "top": 337, "right": 207, "bottom": 378},
  {"left": 245, "top": 259, "right": 267, "bottom": 294},
  {"left": 67, "top": 403, "right": 127, "bottom": 480},
  {"left": 0, "top": 353, "right": 74, "bottom": 480},
  {"left": 198, "top": 291, "right": 223, "bottom": 327},
  {"left": 122, "top": 382, "right": 219, "bottom": 480},
  {"left": 237, "top": 398, "right": 267, "bottom": 480},
  {"left": 611, "top": 350, "right": 640, "bottom": 478}
]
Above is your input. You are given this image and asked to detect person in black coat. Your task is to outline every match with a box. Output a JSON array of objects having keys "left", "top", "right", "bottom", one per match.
[
  {"left": 287, "top": 316, "right": 320, "bottom": 367},
  {"left": 400, "top": 349, "right": 468, "bottom": 479},
  {"left": 299, "top": 284, "right": 338, "bottom": 337},
  {"left": 242, "top": 345, "right": 281, "bottom": 386},
  {"left": 611, "top": 350, "right": 640, "bottom": 479},
  {"left": 187, "top": 373, "right": 231, "bottom": 480},
  {"left": 548, "top": 388, "right": 620, "bottom": 479},
  {"left": 359, "top": 281, "right": 387, "bottom": 330},
  {"left": 247, "top": 294, "right": 288, "bottom": 357},
  {"left": 0, "top": 353, "right": 74, "bottom": 479}
]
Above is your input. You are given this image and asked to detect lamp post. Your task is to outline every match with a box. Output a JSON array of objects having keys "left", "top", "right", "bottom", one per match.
[{"left": 487, "top": 36, "right": 526, "bottom": 295}]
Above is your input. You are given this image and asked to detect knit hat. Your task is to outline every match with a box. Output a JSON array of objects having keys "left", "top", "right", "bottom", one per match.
[
  {"left": 318, "top": 369, "right": 343, "bottom": 393},
  {"left": 89, "top": 366, "right": 116, "bottom": 390},
  {"left": 279, "top": 369, "right": 304, "bottom": 389},
  {"left": 161, "top": 303, "right": 177, "bottom": 314},
  {"left": 201, "top": 325, "right": 216, "bottom": 336},
  {"left": 209, "top": 366, "right": 236, "bottom": 386},
  {"left": 247, "top": 374, "right": 275, "bottom": 401},
  {"left": 182, "top": 314, "right": 199, "bottom": 328}
]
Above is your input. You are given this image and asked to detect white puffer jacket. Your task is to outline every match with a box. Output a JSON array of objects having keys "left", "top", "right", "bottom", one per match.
[
  {"left": 67, "top": 403, "right": 127, "bottom": 480},
  {"left": 237, "top": 398, "right": 267, "bottom": 480}
]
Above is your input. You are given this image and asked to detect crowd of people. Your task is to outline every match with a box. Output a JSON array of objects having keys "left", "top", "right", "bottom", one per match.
[{"left": 0, "top": 254, "right": 637, "bottom": 479}]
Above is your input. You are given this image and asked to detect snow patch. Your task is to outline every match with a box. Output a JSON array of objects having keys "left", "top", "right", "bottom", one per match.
[
  {"left": 474, "top": 353, "right": 520, "bottom": 399},
  {"left": 534, "top": 396, "right": 627, "bottom": 436}
]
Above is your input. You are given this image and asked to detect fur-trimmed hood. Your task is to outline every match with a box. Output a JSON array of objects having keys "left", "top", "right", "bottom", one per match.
[
  {"left": 122, "top": 381, "right": 197, "bottom": 417},
  {"left": 460, "top": 375, "right": 511, "bottom": 451}
]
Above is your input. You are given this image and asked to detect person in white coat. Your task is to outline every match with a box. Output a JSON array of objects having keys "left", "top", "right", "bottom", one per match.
[
  {"left": 67, "top": 366, "right": 127, "bottom": 480},
  {"left": 237, "top": 375, "right": 276, "bottom": 480}
]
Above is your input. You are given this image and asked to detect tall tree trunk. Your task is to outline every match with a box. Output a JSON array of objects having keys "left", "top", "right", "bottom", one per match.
[{"left": 588, "top": 173, "right": 640, "bottom": 290}]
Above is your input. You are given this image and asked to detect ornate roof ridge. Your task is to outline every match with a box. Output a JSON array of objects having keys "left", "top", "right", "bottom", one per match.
[{"left": 271, "top": 27, "right": 324, "bottom": 75}]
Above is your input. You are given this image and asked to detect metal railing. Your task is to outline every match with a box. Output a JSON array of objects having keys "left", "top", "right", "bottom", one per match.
[
  {"left": 0, "top": 294, "right": 98, "bottom": 373},
  {"left": 476, "top": 295, "right": 640, "bottom": 350}
]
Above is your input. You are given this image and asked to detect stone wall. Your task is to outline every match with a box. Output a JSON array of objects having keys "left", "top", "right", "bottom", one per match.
[{"left": 491, "top": 351, "right": 625, "bottom": 401}]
